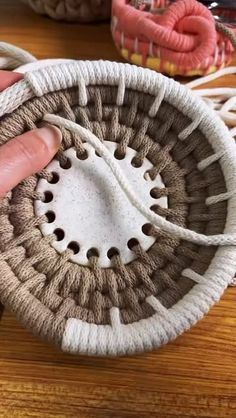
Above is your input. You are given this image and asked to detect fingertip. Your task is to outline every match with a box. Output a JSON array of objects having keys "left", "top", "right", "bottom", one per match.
[
  {"left": 0, "top": 125, "right": 62, "bottom": 198},
  {"left": 0, "top": 71, "right": 23, "bottom": 92},
  {"left": 36, "top": 125, "right": 62, "bottom": 154}
]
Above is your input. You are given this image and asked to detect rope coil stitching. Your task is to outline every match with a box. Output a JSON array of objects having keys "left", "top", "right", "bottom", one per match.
[{"left": 44, "top": 113, "right": 236, "bottom": 247}]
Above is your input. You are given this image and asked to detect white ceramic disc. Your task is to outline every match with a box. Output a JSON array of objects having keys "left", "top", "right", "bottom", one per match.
[{"left": 35, "top": 141, "right": 167, "bottom": 267}]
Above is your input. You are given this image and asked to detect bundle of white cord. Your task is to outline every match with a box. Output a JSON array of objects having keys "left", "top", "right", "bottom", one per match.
[
  {"left": 186, "top": 67, "right": 236, "bottom": 139},
  {"left": 0, "top": 42, "right": 36, "bottom": 70}
]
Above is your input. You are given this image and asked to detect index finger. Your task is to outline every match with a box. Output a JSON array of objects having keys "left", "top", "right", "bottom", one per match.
[{"left": 0, "top": 70, "right": 23, "bottom": 91}]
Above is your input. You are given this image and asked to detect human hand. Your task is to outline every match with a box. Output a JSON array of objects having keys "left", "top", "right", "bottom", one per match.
[{"left": 0, "top": 70, "right": 62, "bottom": 198}]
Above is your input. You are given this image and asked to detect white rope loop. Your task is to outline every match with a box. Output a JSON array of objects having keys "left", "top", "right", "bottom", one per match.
[
  {"left": 44, "top": 113, "right": 236, "bottom": 247},
  {"left": 186, "top": 67, "right": 236, "bottom": 134},
  {"left": 0, "top": 42, "right": 36, "bottom": 70}
]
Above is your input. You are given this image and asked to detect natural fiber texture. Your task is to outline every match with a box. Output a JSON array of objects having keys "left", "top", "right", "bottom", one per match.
[
  {"left": 0, "top": 42, "right": 36, "bottom": 70},
  {"left": 112, "top": 0, "right": 236, "bottom": 77},
  {"left": 216, "top": 22, "right": 236, "bottom": 52},
  {"left": 22, "top": 0, "right": 111, "bottom": 22},
  {"left": 186, "top": 67, "right": 236, "bottom": 288},
  {"left": 44, "top": 113, "right": 236, "bottom": 246},
  {"left": 186, "top": 66, "right": 236, "bottom": 135},
  {"left": 0, "top": 61, "right": 236, "bottom": 355}
]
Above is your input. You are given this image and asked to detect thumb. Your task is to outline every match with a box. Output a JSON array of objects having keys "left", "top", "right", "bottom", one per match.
[{"left": 0, "top": 125, "right": 62, "bottom": 198}]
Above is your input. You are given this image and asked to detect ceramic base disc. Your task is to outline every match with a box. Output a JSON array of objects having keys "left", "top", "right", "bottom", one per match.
[{"left": 35, "top": 141, "right": 167, "bottom": 267}]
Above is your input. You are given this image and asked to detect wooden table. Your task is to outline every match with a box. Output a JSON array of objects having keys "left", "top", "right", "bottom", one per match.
[{"left": 0, "top": 2, "right": 236, "bottom": 417}]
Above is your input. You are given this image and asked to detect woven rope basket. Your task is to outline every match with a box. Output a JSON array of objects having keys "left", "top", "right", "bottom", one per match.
[
  {"left": 111, "top": 0, "right": 236, "bottom": 77},
  {"left": 22, "top": 0, "right": 111, "bottom": 22},
  {"left": 1, "top": 60, "right": 236, "bottom": 356}
]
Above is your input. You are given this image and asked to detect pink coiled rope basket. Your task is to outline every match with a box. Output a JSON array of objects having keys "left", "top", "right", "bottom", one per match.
[{"left": 111, "top": 0, "right": 236, "bottom": 76}]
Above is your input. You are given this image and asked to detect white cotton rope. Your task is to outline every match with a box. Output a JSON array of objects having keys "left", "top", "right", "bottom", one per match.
[
  {"left": 44, "top": 113, "right": 236, "bottom": 247},
  {"left": 186, "top": 67, "right": 236, "bottom": 135},
  {"left": 0, "top": 42, "right": 37, "bottom": 70},
  {"left": 1, "top": 41, "right": 236, "bottom": 134}
]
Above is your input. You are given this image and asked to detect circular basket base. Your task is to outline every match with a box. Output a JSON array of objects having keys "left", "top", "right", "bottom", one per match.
[{"left": 35, "top": 141, "right": 167, "bottom": 267}]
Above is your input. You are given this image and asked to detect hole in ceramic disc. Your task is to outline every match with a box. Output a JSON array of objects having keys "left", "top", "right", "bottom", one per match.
[
  {"left": 131, "top": 157, "right": 142, "bottom": 168},
  {"left": 60, "top": 158, "right": 71, "bottom": 169},
  {"left": 68, "top": 241, "right": 80, "bottom": 254},
  {"left": 45, "top": 211, "right": 56, "bottom": 223},
  {"left": 76, "top": 150, "right": 88, "bottom": 160},
  {"left": 107, "top": 247, "right": 120, "bottom": 259},
  {"left": 44, "top": 191, "right": 53, "bottom": 203},
  {"left": 142, "top": 223, "right": 153, "bottom": 236},
  {"left": 54, "top": 228, "right": 65, "bottom": 241},
  {"left": 127, "top": 238, "right": 139, "bottom": 250},
  {"left": 150, "top": 187, "right": 162, "bottom": 198},
  {"left": 48, "top": 172, "right": 60, "bottom": 184},
  {"left": 114, "top": 148, "right": 125, "bottom": 160},
  {"left": 87, "top": 248, "right": 99, "bottom": 258}
]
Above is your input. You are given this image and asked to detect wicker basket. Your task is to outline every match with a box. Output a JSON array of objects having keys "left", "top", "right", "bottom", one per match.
[
  {"left": 22, "top": 0, "right": 111, "bottom": 22},
  {"left": 0, "top": 60, "right": 236, "bottom": 356}
]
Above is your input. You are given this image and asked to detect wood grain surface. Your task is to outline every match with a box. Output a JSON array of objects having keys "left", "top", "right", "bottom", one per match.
[{"left": 0, "top": 1, "right": 236, "bottom": 417}]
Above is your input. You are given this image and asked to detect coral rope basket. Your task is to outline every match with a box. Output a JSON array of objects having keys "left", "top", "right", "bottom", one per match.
[{"left": 111, "top": 0, "right": 236, "bottom": 76}]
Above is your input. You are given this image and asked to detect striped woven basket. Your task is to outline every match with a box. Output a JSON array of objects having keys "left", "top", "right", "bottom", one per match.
[
  {"left": 0, "top": 44, "right": 236, "bottom": 355},
  {"left": 111, "top": 0, "right": 236, "bottom": 77},
  {"left": 22, "top": 0, "right": 111, "bottom": 22}
]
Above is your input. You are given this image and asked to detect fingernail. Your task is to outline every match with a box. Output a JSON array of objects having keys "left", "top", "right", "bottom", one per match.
[{"left": 37, "top": 125, "right": 62, "bottom": 151}]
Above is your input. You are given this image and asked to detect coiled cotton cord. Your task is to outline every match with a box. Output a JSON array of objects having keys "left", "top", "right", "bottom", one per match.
[
  {"left": 0, "top": 42, "right": 37, "bottom": 70},
  {"left": 186, "top": 66, "right": 236, "bottom": 138},
  {"left": 1, "top": 41, "right": 236, "bottom": 136},
  {"left": 44, "top": 113, "right": 236, "bottom": 247}
]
